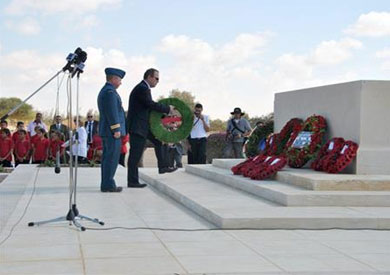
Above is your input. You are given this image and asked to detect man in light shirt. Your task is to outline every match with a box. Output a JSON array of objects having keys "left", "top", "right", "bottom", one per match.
[
  {"left": 27, "top": 112, "right": 48, "bottom": 137},
  {"left": 187, "top": 103, "right": 210, "bottom": 164}
]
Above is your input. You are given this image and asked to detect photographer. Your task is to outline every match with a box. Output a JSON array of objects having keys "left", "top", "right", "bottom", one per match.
[
  {"left": 187, "top": 103, "right": 210, "bottom": 164},
  {"left": 223, "top": 107, "right": 252, "bottom": 158}
]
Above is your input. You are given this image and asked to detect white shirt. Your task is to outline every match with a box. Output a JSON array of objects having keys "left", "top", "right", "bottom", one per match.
[
  {"left": 190, "top": 115, "right": 210, "bottom": 138},
  {"left": 27, "top": 121, "right": 48, "bottom": 136},
  {"left": 64, "top": 127, "right": 88, "bottom": 158}
]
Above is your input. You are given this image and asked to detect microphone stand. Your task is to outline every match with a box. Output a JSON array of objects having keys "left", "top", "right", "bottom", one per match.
[{"left": 28, "top": 71, "right": 104, "bottom": 231}]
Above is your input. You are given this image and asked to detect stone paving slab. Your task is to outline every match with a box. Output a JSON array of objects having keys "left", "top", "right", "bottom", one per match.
[
  {"left": 140, "top": 169, "right": 390, "bottom": 229},
  {"left": 185, "top": 164, "right": 390, "bottom": 207},
  {"left": 212, "top": 159, "right": 390, "bottom": 191},
  {"left": 1, "top": 165, "right": 390, "bottom": 274}
]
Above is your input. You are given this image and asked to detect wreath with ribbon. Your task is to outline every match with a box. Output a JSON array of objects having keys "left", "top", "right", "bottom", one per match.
[
  {"left": 249, "top": 156, "right": 287, "bottom": 180},
  {"left": 286, "top": 114, "right": 327, "bottom": 168},
  {"left": 325, "top": 140, "right": 359, "bottom": 173},
  {"left": 262, "top": 118, "right": 303, "bottom": 157},
  {"left": 231, "top": 155, "right": 287, "bottom": 180},
  {"left": 276, "top": 118, "right": 303, "bottom": 155},
  {"left": 264, "top": 133, "right": 279, "bottom": 156},
  {"left": 311, "top": 137, "right": 345, "bottom": 171},
  {"left": 149, "top": 98, "right": 193, "bottom": 143}
]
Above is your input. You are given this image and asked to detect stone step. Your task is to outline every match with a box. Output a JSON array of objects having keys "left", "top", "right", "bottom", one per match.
[
  {"left": 185, "top": 164, "right": 390, "bottom": 207},
  {"left": 139, "top": 168, "right": 390, "bottom": 229},
  {"left": 212, "top": 159, "right": 390, "bottom": 191}
]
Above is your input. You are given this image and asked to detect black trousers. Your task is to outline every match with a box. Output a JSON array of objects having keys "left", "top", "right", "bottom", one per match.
[
  {"left": 189, "top": 137, "right": 207, "bottom": 164},
  {"left": 0, "top": 160, "right": 12, "bottom": 167},
  {"left": 127, "top": 132, "right": 169, "bottom": 184}
]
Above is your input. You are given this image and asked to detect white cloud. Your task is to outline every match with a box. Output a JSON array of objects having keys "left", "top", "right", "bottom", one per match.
[
  {"left": 0, "top": 34, "right": 364, "bottom": 120},
  {"left": 0, "top": 47, "right": 155, "bottom": 117},
  {"left": 345, "top": 11, "right": 390, "bottom": 37},
  {"left": 6, "top": 17, "right": 41, "bottom": 35},
  {"left": 376, "top": 47, "right": 390, "bottom": 71},
  {"left": 5, "top": 0, "right": 121, "bottom": 15},
  {"left": 309, "top": 38, "right": 362, "bottom": 65}
]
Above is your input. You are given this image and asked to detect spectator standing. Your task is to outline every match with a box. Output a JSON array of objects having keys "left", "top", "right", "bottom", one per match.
[
  {"left": 27, "top": 113, "right": 48, "bottom": 137},
  {"left": 187, "top": 103, "right": 210, "bottom": 164},
  {"left": 12, "top": 121, "right": 29, "bottom": 143},
  {"left": 85, "top": 112, "right": 99, "bottom": 147},
  {"left": 49, "top": 115, "right": 69, "bottom": 141},
  {"left": 31, "top": 128, "right": 49, "bottom": 164},
  {"left": 223, "top": 107, "right": 252, "bottom": 158},
  {"left": 48, "top": 131, "right": 65, "bottom": 163},
  {"left": 0, "top": 128, "right": 13, "bottom": 167},
  {"left": 14, "top": 129, "right": 30, "bottom": 166}
]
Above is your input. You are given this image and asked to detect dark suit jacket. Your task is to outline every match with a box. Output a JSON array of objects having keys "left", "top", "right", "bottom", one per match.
[
  {"left": 84, "top": 120, "right": 99, "bottom": 143},
  {"left": 127, "top": 80, "right": 170, "bottom": 138},
  {"left": 49, "top": 124, "right": 69, "bottom": 140}
]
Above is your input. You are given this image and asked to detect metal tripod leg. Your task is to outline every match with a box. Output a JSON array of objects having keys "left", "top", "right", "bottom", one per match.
[
  {"left": 28, "top": 216, "right": 69, "bottom": 227},
  {"left": 77, "top": 214, "right": 105, "bottom": 225}
]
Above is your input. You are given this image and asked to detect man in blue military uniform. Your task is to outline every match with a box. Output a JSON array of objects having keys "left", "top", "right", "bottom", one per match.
[{"left": 97, "top": 67, "right": 126, "bottom": 192}]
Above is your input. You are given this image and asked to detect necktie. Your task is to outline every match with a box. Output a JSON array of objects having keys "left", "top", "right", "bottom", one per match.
[{"left": 88, "top": 122, "right": 92, "bottom": 142}]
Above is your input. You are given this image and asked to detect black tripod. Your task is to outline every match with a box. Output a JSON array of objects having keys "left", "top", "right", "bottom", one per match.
[{"left": 28, "top": 69, "right": 104, "bottom": 231}]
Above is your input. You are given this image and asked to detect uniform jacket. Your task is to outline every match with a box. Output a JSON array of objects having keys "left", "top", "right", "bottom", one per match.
[
  {"left": 127, "top": 80, "right": 170, "bottom": 138},
  {"left": 97, "top": 82, "right": 126, "bottom": 137}
]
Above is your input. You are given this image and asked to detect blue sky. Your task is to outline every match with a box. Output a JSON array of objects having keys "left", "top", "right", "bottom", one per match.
[{"left": 0, "top": 0, "right": 389, "bottom": 119}]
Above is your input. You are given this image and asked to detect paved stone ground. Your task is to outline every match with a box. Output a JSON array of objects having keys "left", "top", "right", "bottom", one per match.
[{"left": 1, "top": 163, "right": 390, "bottom": 274}]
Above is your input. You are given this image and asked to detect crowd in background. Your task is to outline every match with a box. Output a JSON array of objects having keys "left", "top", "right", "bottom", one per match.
[
  {"left": 0, "top": 105, "right": 253, "bottom": 169},
  {"left": 0, "top": 112, "right": 129, "bottom": 168}
]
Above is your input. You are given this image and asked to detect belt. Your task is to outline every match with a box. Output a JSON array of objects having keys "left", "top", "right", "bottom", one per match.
[{"left": 190, "top": 137, "right": 206, "bottom": 140}]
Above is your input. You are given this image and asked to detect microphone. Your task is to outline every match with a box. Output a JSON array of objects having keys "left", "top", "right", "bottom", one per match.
[{"left": 55, "top": 149, "right": 61, "bottom": 174}]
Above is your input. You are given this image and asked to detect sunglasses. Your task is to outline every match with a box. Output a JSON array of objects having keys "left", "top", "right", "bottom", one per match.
[{"left": 87, "top": 116, "right": 93, "bottom": 118}]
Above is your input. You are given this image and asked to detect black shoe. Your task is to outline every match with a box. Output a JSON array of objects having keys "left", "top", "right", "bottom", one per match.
[
  {"left": 159, "top": 167, "right": 178, "bottom": 174},
  {"left": 127, "top": 183, "right": 147, "bottom": 188},
  {"left": 101, "top": 186, "right": 123, "bottom": 193},
  {"left": 176, "top": 164, "right": 183, "bottom": 168}
]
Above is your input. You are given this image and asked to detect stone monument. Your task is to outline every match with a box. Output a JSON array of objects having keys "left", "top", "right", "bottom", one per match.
[{"left": 274, "top": 80, "right": 390, "bottom": 175}]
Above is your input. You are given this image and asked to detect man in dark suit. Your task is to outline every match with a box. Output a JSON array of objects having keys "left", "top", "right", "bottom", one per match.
[
  {"left": 127, "top": 68, "right": 177, "bottom": 188},
  {"left": 49, "top": 115, "right": 69, "bottom": 140},
  {"left": 97, "top": 67, "right": 127, "bottom": 193},
  {"left": 84, "top": 113, "right": 99, "bottom": 146}
]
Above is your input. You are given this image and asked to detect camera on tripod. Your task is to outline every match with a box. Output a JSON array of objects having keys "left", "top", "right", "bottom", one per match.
[{"left": 63, "top": 47, "right": 87, "bottom": 77}]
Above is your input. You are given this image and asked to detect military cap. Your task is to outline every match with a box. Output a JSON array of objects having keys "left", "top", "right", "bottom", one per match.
[{"left": 105, "top": 67, "right": 126, "bottom": 79}]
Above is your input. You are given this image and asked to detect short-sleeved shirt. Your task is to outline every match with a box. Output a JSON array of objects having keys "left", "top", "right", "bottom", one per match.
[
  {"left": 32, "top": 137, "right": 49, "bottom": 161},
  {"left": 14, "top": 139, "right": 30, "bottom": 158},
  {"left": 226, "top": 118, "right": 252, "bottom": 143},
  {"left": 27, "top": 121, "right": 48, "bottom": 136},
  {"left": 0, "top": 137, "right": 14, "bottom": 161},
  {"left": 49, "top": 139, "right": 65, "bottom": 158},
  {"left": 190, "top": 115, "right": 210, "bottom": 139}
]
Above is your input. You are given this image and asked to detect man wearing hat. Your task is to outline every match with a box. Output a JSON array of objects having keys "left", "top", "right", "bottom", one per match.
[
  {"left": 97, "top": 67, "right": 127, "bottom": 192},
  {"left": 223, "top": 107, "right": 252, "bottom": 158}
]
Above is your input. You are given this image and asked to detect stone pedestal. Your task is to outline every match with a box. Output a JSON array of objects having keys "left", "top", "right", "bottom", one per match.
[{"left": 274, "top": 80, "right": 390, "bottom": 175}]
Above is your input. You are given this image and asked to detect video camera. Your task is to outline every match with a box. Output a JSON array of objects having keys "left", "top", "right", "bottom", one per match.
[{"left": 63, "top": 47, "right": 87, "bottom": 77}]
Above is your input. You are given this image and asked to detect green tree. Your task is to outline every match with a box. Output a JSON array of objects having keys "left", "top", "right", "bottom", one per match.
[
  {"left": 209, "top": 118, "right": 226, "bottom": 132},
  {"left": 159, "top": 89, "right": 196, "bottom": 109},
  {"left": 0, "top": 97, "right": 35, "bottom": 121}
]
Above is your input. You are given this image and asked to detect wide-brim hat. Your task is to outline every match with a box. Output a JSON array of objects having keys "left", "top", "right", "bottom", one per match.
[
  {"left": 105, "top": 67, "right": 126, "bottom": 79},
  {"left": 230, "top": 107, "right": 245, "bottom": 116}
]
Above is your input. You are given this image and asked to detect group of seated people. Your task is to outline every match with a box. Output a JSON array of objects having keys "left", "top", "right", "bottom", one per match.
[{"left": 0, "top": 112, "right": 126, "bottom": 168}]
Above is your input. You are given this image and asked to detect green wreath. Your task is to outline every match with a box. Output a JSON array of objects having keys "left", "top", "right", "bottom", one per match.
[{"left": 149, "top": 97, "right": 193, "bottom": 143}]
